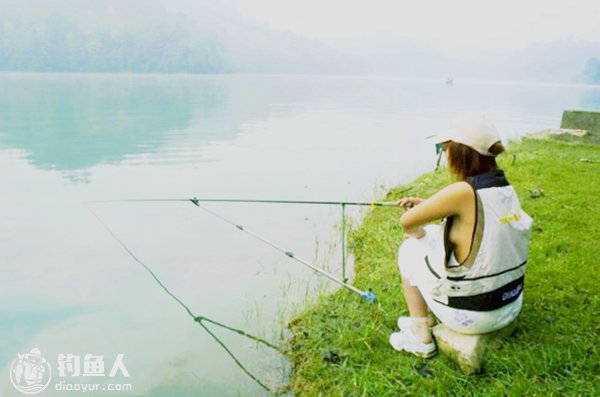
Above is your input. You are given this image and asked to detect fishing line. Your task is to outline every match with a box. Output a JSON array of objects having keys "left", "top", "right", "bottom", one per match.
[
  {"left": 85, "top": 203, "right": 281, "bottom": 394},
  {"left": 189, "top": 199, "right": 378, "bottom": 302}
]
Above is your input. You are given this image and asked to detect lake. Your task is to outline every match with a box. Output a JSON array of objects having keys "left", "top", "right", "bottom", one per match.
[{"left": 1, "top": 73, "right": 598, "bottom": 396}]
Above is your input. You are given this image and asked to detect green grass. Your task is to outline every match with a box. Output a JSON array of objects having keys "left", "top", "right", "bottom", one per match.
[{"left": 284, "top": 137, "right": 600, "bottom": 396}]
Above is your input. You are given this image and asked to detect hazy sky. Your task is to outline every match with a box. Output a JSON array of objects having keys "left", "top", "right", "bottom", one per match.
[{"left": 228, "top": 0, "right": 600, "bottom": 52}]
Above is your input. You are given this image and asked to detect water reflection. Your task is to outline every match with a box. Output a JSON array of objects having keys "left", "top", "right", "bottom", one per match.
[
  {"left": 2, "top": 74, "right": 597, "bottom": 183},
  {"left": 0, "top": 74, "right": 340, "bottom": 183},
  {"left": 0, "top": 75, "right": 200, "bottom": 172}
]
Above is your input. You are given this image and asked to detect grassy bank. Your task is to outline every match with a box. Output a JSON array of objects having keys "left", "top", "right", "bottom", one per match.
[{"left": 284, "top": 137, "right": 599, "bottom": 396}]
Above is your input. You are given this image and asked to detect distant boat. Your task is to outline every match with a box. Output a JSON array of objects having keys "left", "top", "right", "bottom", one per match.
[{"left": 446, "top": 77, "right": 454, "bottom": 85}]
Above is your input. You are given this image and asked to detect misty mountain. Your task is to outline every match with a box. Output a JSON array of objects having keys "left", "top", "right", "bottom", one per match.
[
  {"left": 507, "top": 40, "right": 600, "bottom": 83},
  {"left": 0, "top": 0, "right": 356, "bottom": 74},
  {"left": 329, "top": 33, "right": 600, "bottom": 82},
  {"left": 0, "top": 0, "right": 226, "bottom": 73},
  {"left": 0, "top": 0, "right": 598, "bottom": 82}
]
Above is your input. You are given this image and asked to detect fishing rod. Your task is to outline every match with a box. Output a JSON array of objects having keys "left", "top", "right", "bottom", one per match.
[
  {"left": 189, "top": 199, "right": 378, "bottom": 302},
  {"left": 88, "top": 197, "right": 403, "bottom": 207}
]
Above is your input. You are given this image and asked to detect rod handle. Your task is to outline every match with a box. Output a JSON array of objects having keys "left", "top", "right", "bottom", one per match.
[{"left": 375, "top": 202, "right": 399, "bottom": 207}]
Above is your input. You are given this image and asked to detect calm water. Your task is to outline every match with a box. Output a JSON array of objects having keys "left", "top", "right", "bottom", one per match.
[{"left": 1, "top": 73, "right": 599, "bottom": 396}]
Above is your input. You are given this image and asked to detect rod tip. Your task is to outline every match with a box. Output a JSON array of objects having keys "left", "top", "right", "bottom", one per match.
[{"left": 361, "top": 291, "right": 377, "bottom": 302}]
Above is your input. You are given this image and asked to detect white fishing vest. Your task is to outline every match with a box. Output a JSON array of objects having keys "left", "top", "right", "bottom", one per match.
[{"left": 425, "top": 170, "right": 533, "bottom": 311}]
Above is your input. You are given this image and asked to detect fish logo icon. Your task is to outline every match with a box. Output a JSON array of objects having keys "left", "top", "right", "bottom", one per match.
[{"left": 10, "top": 348, "right": 52, "bottom": 395}]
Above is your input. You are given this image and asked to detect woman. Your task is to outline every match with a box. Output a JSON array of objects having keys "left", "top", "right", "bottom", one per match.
[{"left": 390, "top": 114, "right": 533, "bottom": 358}]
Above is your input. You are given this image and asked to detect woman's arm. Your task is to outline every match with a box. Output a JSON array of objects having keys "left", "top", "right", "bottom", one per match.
[{"left": 399, "top": 181, "right": 473, "bottom": 237}]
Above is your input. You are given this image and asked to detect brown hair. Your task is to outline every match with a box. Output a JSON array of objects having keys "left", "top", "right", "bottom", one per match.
[{"left": 445, "top": 141, "right": 505, "bottom": 180}]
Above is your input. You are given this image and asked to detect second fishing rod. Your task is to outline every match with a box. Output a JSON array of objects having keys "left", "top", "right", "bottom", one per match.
[{"left": 188, "top": 193, "right": 410, "bottom": 302}]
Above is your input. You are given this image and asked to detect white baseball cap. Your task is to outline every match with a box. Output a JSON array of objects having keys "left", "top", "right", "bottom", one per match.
[{"left": 427, "top": 113, "right": 502, "bottom": 157}]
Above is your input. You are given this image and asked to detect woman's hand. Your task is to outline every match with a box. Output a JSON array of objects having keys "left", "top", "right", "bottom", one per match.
[
  {"left": 398, "top": 182, "right": 472, "bottom": 239},
  {"left": 395, "top": 197, "right": 426, "bottom": 239},
  {"left": 395, "top": 197, "right": 424, "bottom": 209}
]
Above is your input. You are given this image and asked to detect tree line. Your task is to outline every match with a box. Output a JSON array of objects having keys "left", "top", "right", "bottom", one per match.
[{"left": 0, "top": 18, "right": 232, "bottom": 73}]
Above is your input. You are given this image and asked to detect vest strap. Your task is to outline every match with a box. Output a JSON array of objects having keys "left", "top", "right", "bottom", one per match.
[
  {"left": 434, "top": 276, "right": 524, "bottom": 311},
  {"left": 446, "top": 260, "right": 527, "bottom": 281}
]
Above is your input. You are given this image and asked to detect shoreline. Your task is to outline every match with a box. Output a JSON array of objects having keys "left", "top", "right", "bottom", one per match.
[
  {"left": 1, "top": 72, "right": 599, "bottom": 89},
  {"left": 283, "top": 134, "right": 599, "bottom": 395}
]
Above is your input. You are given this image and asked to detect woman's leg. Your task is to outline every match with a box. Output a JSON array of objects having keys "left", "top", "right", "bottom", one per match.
[
  {"left": 401, "top": 275, "right": 429, "bottom": 318},
  {"left": 400, "top": 275, "right": 433, "bottom": 343},
  {"left": 397, "top": 236, "right": 439, "bottom": 344}
]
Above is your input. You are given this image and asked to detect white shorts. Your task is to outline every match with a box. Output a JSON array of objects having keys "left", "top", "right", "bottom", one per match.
[{"left": 397, "top": 224, "right": 522, "bottom": 334}]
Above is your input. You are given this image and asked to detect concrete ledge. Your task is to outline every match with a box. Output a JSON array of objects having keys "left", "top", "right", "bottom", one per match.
[
  {"left": 561, "top": 109, "right": 600, "bottom": 137},
  {"left": 432, "top": 320, "right": 519, "bottom": 374}
]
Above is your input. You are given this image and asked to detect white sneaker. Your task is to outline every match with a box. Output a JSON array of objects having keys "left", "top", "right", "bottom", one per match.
[{"left": 389, "top": 327, "right": 437, "bottom": 358}]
